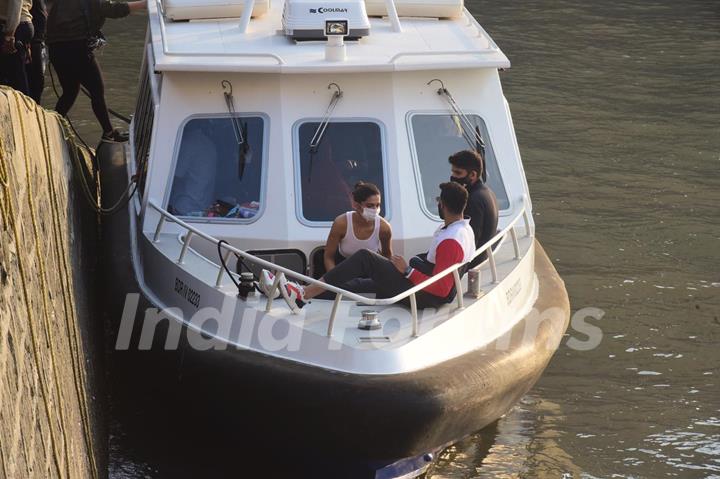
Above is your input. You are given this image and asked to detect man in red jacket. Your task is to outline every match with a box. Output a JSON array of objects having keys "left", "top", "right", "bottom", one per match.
[{"left": 272, "top": 182, "right": 476, "bottom": 313}]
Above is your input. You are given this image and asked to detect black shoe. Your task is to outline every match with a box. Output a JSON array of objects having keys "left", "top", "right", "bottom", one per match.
[{"left": 101, "top": 129, "right": 129, "bottom": 143}]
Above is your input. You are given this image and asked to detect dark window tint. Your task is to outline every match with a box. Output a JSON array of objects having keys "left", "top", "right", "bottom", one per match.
[
  {"left": 168, "top": 117, "right": 264, "bottom": 220},
  {"left": 411, "top": 114, "right": 509, "bottom": 213},
  {"left": 133, "top": 61, "right": 154, "bottom": 198},
  {"left": 297, "top": 122, "right": 385, "bottom": 222}
]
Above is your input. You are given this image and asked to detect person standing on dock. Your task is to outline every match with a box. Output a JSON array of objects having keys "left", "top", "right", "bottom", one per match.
[
  {"left": 0, "top": 0, "right": 33, "bottom": 96},
  {"left": 46, "top": 0, "right": 146, "bottom": 142}
]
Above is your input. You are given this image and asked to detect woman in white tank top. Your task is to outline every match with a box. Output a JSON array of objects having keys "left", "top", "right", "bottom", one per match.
[{"left": 323, "top": 182, "right": 393, "bottom": 273}]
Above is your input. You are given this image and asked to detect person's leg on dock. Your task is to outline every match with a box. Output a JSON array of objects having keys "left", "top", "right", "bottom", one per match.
[
  {"left": 79, "top": 53, "right": 113, "bottom": 134},
  {"left": 26, "top": 40, "right": 45, "bottom": 103},
  {"left": 49, "top": 40, "right": 83, "bottom": 116}
]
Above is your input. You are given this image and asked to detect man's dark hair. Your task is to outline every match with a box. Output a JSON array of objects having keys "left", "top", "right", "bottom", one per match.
[
  {"left": 439, "top": 182, "right": 468, "bottom": 215},
  {"left": 352, "top": 181, "right": 381, "bottom": 203},
  {"left": 448, "top": 150, "right": 484, "bottom": 178}
]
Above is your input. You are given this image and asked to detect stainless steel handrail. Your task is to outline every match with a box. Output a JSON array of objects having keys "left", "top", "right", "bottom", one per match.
[
  {"left": 146, "top": 199, "right": 533, "bottom": 337},
  {"left": 462, "top": 8, "right": 502, "bottom": 51}
]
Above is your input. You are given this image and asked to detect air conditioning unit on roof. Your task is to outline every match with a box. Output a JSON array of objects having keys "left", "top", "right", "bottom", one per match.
[
  {"left": 283, "top": 0, "right": 371, "bottom": 40},
  {"left": 161, "top": 0, "right": 270, "bottom": 21}
]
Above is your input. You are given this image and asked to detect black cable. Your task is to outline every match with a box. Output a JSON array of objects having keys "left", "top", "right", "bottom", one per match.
[
  {"left": 48, "top": 59, "right": 61, "bottom": 102},
  {"left": 235, "top": 252, "right": 260, "bottom": 282},
  {"left": 217, "top": 240, "right": 265, "bottom": 298},
  {"left": 218, "top": 240, "right": 242, "bottom": 295}
]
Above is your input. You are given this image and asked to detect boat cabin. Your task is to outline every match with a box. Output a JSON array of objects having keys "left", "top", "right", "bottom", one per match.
[
  {"left": 134, "top": 0, "right": 527, "bottom": 272},
  {"left": 122, "top": 0, "right": 539, "bottom": 374}
]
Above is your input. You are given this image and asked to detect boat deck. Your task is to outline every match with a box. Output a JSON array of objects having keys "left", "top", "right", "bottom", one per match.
[
  {"left": 148, "top": 0, "right": 510, "bottom": 72},
  {"left": 137, "top": 220, "right": 537, "bottom": 374}
]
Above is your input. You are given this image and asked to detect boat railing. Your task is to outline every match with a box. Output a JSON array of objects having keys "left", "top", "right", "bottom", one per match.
[{"left": 147, "top": 199, "right": 533, "bottom": 338}]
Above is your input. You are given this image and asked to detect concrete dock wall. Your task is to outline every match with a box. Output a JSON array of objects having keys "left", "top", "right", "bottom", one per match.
[{"left": 0, "top": 87, "right": 103, "bottom": 479}]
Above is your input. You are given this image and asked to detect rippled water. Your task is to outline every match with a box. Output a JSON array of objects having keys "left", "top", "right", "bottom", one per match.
[{"left": 56, "top": 0, "right": 720, "bottom": 477}]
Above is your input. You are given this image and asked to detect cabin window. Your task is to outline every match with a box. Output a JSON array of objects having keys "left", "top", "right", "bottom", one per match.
[
  {"left": 296, "top": 121, "right": 386, "bottom": 223},
  {"left": 410, "top": 114, "right": 510, "bottom": 215},
  {"left": 168, "top": 116, "right": 265, "bottom": 221}
]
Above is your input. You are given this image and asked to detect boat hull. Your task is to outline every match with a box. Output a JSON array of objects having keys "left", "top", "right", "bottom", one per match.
[
  {"left": 166, "top": 244, "right": 566, "bottom": 460},
  {"left": 99, "top": 142, "right": 570, "bottom": 472}
]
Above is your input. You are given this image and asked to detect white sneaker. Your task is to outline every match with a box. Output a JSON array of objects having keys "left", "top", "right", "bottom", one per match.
[
  {"left": 258, "top": 269, "right": 280, "bottom": 299},
  {"left": 279, "top": 277, "right": 307, "bottom": 314}
]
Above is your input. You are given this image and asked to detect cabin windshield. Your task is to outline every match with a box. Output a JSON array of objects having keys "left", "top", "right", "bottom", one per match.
[
  {"left": 168, "top": 116, "right": 265, "bottom": 220},
  {"left": 296, "top": 121, "right": 386, "bottom": 223},
  {"left": 410, "top": 114, "right": 510, "bottom": 214}
]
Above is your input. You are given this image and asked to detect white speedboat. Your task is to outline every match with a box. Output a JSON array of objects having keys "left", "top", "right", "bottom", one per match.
[{"left": 100, "top": 0, "right": 570, "bottom": 475}]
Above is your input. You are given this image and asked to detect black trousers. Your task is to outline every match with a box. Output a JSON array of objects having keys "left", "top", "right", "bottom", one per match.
[
  {"left": 323, "top": 249, "right": 448, "bottom": 309},
  {"left": 316, "top": 250, "right": 376, "bottom": 299},
  {"left": 49, "top": 39, "right": 113, "bottom": 132},
  {"left": 25, "top": 40, "right": 44, "bottom": 103},
  {"left": 0, "top": 22, "right": 34, "bottom": 96}
]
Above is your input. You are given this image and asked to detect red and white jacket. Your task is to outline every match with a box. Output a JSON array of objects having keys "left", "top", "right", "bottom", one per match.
[{"left": 407, "top": 219, "right": 476, "bottom": 298}]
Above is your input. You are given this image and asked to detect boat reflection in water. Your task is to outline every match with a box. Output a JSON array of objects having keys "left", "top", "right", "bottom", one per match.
[
  {"left": 428, "top": 396, "right": 586, "bottom": 478},
  {"left": 100, "top": 0, "right": 570, "bottom": 475}
]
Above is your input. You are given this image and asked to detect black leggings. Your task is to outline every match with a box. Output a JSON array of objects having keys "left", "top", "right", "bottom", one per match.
[
  {"left": 316, "top": 250, "right": 376, "bottom": 299},
  {"left": 25, "top": 41, "right": 45, "bottom": 103},
  {"left": 48, "top": 40, "right": 113, "bottom": 132},
  {"left": 323, "top": 249, "right": 448, "bottom": 309}
]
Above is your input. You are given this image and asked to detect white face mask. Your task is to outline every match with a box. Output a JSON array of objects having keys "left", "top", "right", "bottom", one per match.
[{"left": 361, "top": 207, "right": 380, "bottom": 221}]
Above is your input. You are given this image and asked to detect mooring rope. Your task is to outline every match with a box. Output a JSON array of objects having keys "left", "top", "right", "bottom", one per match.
[
  {"left": 0, "top": 120, "right": 13, "bottom": 479},
  {"left": 0, "top": 135, "right": 7, "bottom": 188},
  {"left": 59, "top": 115, "right": 139, "bottom": 216},
  {"left": 0, "top": 134, "right": 10, "bottom": 229},
  {"left": 46, "top": 64, "right": 139, "bottom": 216},
  {"left": 0, "top": 89, "right": 65, "bottom": 477},
  {"left": 38, "top": 104, "right": 100, "bottom": 479},
  {"left": 1, "top": 88, "right": 99, "bottom": 479},
  {"left": 13, "top": 89, "right": 75, "bottom": 478}
]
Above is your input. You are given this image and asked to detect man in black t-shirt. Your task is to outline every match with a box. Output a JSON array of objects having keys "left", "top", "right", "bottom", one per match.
[
  {"left": 448, "top": 150, "right": 498, "bottom": 269},
  {"left": 410, "top": 149, "right": 498, "bottom": 274}
]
